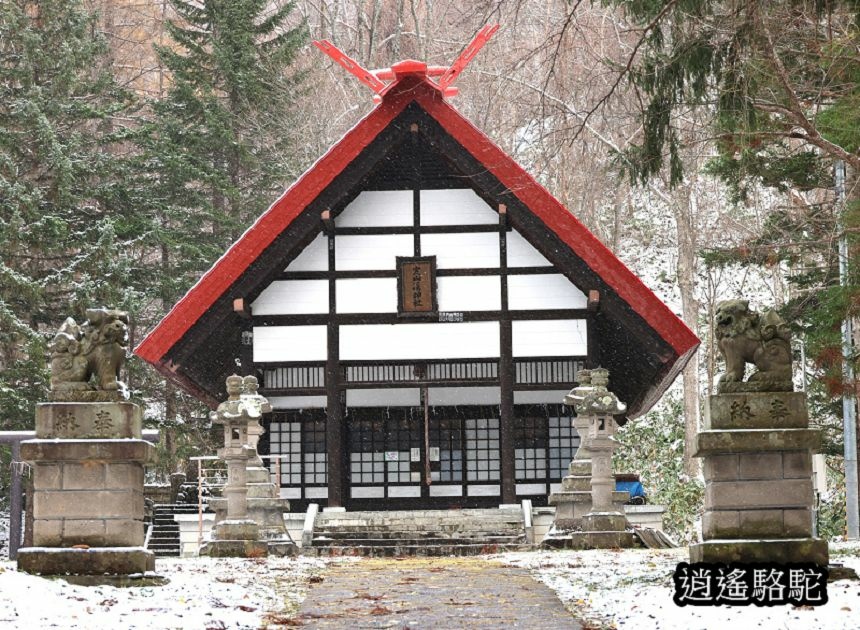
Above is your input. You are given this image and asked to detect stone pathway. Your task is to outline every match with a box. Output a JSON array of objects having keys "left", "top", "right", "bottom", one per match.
[{"left": 270, "top": 556, "right": 581, "bottom": 628}]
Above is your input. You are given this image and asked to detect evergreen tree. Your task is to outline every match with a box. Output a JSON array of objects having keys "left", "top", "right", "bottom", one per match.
[
  {"left": 0, "top": 1, "right": 143, "bottom": 510},
  {"left": 604, "top": 1, "right": 859, "bottom": 395},
  {"left": 0, "top": 1, "right": 140, "bottom": 426},
  {"left": 131, "top": 0, "right": 307, "bottom": 474}
]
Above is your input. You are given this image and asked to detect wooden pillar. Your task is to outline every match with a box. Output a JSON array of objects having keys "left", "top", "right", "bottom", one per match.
[
  {"left": 326, "top": 323, "right": 344, "bottom": 507},
  {"left": 498, "top": 205, "right": 516, "bottom": 504},
  {"left": 323, "top": 211, "right": 344, "bottom": 507},
  {"left": 586, "top": 289, "right": 600, "bottom": 369}
]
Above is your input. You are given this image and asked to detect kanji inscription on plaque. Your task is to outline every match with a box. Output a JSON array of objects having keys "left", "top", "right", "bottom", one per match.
[{"left": 397, "top": 256, "right": 437, "bottom": 316}]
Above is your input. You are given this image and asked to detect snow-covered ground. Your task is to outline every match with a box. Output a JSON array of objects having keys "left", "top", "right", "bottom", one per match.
[
  {"left": 497, "top": 542, "right": 860, "bottom": 630},
  {"left": 1, "top": 546, "right": 857, "bottom": 629},
  {"left": 0, "top": 555, "right": 351, "bottom": 630}
]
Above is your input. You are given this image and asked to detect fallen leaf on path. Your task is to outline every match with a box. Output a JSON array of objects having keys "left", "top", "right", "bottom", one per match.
[{"left": 262, "top": 614, "right": 304, "bottom": 626}]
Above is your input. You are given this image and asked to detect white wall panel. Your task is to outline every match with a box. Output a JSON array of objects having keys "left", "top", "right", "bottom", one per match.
[
  {"left": 467, "top": 485, "right": 500, "bottom": 496},
  {"left": 280, "top": 488, "right": 301, "bottom": 499},
  {"left": 251, "top": 280, "right": 328, "bottom": 315},
  {"left": 388, "top": 486, "right": 421, "bottom": 498},
  {"left": 335, "top": 234, "right": 413, "bottom": 270},
  {"left": 253, "top": 325, "right": 327, "bottom": 362},
  {"left": 513, "top": 390, "right": 571, "bottom": 404},
  {"left": 428, "top": 387, "right": 500, "bottom": 406},
  {"left": 340, "top": 322, "right": 500, "bottom": 360},
  {"left": 336, "top": 190, "right": 413, "bottom": 227},
  {"left": 305, "top": 487, "right": 328, "bottom": 499},
  {"left": 507, "top": 231, "right": 551, "bottom": 267},
  {"left": 351, "top": 486, "right": 385, "bottom": 498},
  {"left": 336, "top": 278, "right": 397, "bottom": 313},
  {"left": 421, "top": 233, "right": 499, "bottom": 268},
  {"left": 284, "top": 234, "right": 328, "bottom": 272},
  {"left": 512, "top": 319, "right": 587, "bottom": 357},
  {"left": 508, "top": 274, "right": 587, "bottom": 310},
  {"left": 437, "top": 276, "right": 501, "bottom": 311},
  {"left": 420, "top": 189, "right": 498, "bottom": 225},
  {"left": 429, "top": 486, "right": 463, "bottom": 497},
  {"left": 346, "top": 388, "right": 420, "bottom": 407},
  {"left": 516, "top": 483, "right": 547, "bottom": 495},
  {"left": 268, "top": 396, "right": 327, "bottom": 409}
]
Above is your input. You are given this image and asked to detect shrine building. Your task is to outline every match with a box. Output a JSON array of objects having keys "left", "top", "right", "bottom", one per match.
[{"left": 136, "top": 51, "right": 698, "bottom": 511}]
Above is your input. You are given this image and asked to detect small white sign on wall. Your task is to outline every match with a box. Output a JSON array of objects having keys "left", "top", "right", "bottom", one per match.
[
  {"left": 384, "top": 451, "right": 399, "bottom": 462},
  {"left": 410, "top": 448, "right": 421, "bottom": 462}
]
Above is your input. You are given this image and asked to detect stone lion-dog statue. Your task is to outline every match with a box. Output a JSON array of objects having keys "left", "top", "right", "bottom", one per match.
[
  {"left": 714, "top": 299, "right": 792, "bottom": 392},
  {"left": 49, "top": 308, "right": 129, "bottom": 396}
]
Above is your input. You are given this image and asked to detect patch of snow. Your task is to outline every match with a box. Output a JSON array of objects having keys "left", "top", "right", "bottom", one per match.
[
  {"left": 0, "top": 555, "right": 351, "bottom": 629},
  {"left": 497, "top": 543, "right": 860, "bottom": 629}
]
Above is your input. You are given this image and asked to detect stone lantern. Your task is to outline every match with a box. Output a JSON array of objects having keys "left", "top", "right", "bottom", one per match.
[
  {"left": 201, "top": 375, "right": 268, "bottom": 557},
  {"left": 579, "top": 368, "right": 628, "bottom": 534},
  {"left": 204, "top": 374, "right": 294, "bottom": 556},
  {"left": 544, "top": 367, "right": 637, "bottom": 549}
]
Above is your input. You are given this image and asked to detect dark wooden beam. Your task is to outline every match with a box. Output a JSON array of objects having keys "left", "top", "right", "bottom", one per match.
[
  {"left": 325, "top": 227, "right": 344, "bottom": 507},
  {"left": 498, "top": 203, "right": 515, "bottom": 504}
]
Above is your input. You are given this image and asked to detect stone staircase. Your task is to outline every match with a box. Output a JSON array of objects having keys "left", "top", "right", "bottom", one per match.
[
  {"left": 308, "top": 508, "right": 531, "bottom": 557},
  {"left": 146, "top": 504, "right": 198, "bottom": 557}
]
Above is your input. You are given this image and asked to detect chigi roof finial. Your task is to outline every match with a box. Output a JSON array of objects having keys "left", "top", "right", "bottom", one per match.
[{"left": 313, "top": 24, "right": 499, "bottom": 102}]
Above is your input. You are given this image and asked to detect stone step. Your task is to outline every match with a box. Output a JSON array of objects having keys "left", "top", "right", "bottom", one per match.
[
  {"left": 312, "top": 535, "right": 524, "bottom": 547},
  {"left": 315, "top": 520, "right": 523, "bottom": 529},
  {"left": 317, "top": 506, "right": 522, "bottom": 520},
  {"left": 315, "top": 518, "right": 523, "bottom": 528},
  {"left": 147, "top": 532, "right": 179, "bottom": 539},
  {"left": 307, "top": 542, "right": 532, "bottom": 558}
]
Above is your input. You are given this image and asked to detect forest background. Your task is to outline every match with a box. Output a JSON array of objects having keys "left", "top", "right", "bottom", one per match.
[{"left": 0, "top": 0, "right": 857, "bottom": 543}]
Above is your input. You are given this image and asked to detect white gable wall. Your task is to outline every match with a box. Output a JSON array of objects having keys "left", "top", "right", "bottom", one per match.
[
  {"left": 420, "top": 189, "right": 498, "bottom": 225},
  {"left": 340, "top": 322, "right": 500, "bottom": 360},
  {"left": 254, "top": 190, "right": 591, "bottom": 367},
  {"left": 335, "top": 234, "right": 414, "bottom": 270},
  {"left": 284, "top": 234, "right": 328, "bottom": 272},
  {"left": 336, "top": 190, "right": 413, "bottom": 227},
  {"left": 251, "top": 280, "right": 328, "bottom": 315}
]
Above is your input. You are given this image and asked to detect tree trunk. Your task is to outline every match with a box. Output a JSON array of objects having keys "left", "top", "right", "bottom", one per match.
[{"left": 672, "top": 186, "right": 701, "bottom": 477}]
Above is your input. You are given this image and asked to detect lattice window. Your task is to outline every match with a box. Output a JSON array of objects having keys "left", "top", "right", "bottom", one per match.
[
  {"left": 348, "top": 409, "right": 419, "bottom": 484},
  {"left": 263, "top": 365, "right": 325, "bottom": 389},
  {"left": 302, "top": 418, "right": 327, "bottom": 486},
  {"left": 514, "top": 359, "right": 584, "bottom": 385},
  {"left": 465, "top": 417, "right": 500, "bottom": 481},
  {"left": 430, "top": 415, "right": 464, "bottom": 483},
  {"left": 268, "top": 420, "right": 302, "bottom": 485},
  {"left": 514, "top": 414, "right": 548, "bottom": 481},
  {"left": 548, "top": 413, "right": 578, "bottom": 481}
]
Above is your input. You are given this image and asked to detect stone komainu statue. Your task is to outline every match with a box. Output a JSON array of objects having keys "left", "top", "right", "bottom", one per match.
[
  {"left": 50, "top": 308, "right": 129, "bottom": 395},
  {"left": 714, "top": 299, "right": 792, "bottom": 392}
]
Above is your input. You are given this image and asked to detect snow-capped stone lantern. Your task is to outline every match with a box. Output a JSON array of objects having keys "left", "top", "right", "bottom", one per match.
[{"left": 201, "top": 374, "right": 268, "bottom": 557}]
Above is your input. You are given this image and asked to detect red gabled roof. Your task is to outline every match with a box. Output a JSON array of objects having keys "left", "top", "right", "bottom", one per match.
[{"left": 136, "top": 61, "right": 698, "bottom": 373}]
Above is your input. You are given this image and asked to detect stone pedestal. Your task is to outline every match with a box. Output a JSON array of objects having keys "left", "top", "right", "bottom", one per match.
[
  {"left": 201, "top": 443, "right": 268, "bottom": 558},
  {"left": 689, "top": 392, "right": 828, "bottom": 565},
  {"left": 17, "top": 401, "right": 155, "bottom": 575}
]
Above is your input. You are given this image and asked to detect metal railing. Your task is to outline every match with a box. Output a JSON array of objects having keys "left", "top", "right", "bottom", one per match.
[{"left": 187, "top": 454, "right": 292, "bottom": 548}]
